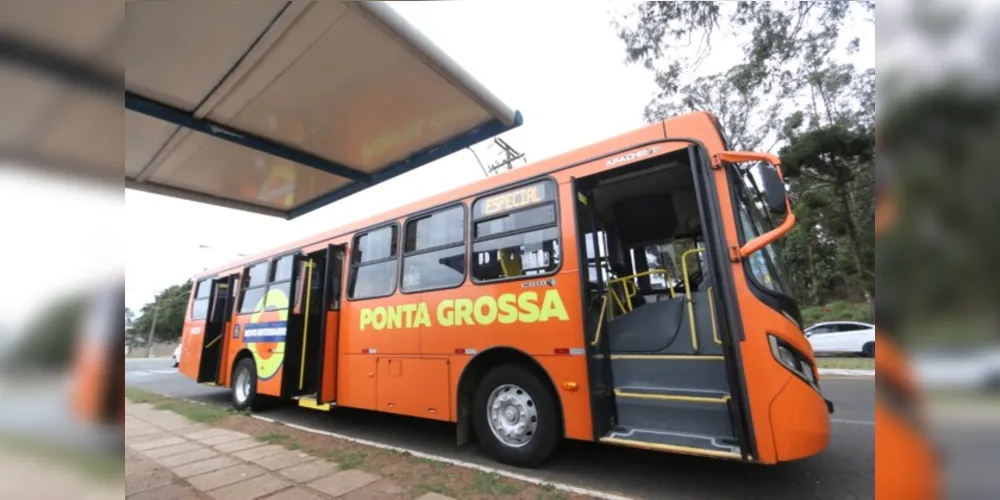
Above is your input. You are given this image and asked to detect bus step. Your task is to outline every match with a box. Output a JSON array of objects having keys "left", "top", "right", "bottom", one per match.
[
  {"left": 613, "top": 387, "right": 734, "bottom": 438},
  {"left": 600, "top": 427, "right": 742, "bottom": 460},
  {"left": 296, "top": 396, "right": 332, "bottom": 412}
]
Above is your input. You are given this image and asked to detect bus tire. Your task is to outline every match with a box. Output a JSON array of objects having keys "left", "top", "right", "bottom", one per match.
[
  {"left": 231, "top": 358, "right": 262, "bottom": 412},
  {"left": 472, "top": 364, "right": 561, "bottom": 468}
]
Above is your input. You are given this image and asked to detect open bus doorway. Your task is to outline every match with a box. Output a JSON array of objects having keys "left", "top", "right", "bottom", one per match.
[{"left": 574, "top": 146, "right": 744, "bottom": 458}]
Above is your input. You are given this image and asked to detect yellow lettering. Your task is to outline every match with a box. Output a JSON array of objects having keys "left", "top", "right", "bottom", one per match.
[
  {"left": 414, "top": 303, "right": 432, "bottom": 328},
  {"left": 357, "top": 290, "right": 568, "bottom": 331},
  {"left": 437, "top": 299, "right": 454, "bottom": 327},
  {"left": 518, "top": 292, "right": 540, "bottom": 323},
  {"left": 455, "top": 299, "right": 474, "bottom": 326},
  {"left": 539, "top": 290, "right": 570, "bottom": 322},
  {"left": 497, "top": 294, "right": 518, "bottom": 324},
  {"left": 387, "top": 306, "right": 403, "bottom": 330},
  {"left": 372, "top": 307, "right": 387, "bottom": 330},
  {"left": 401, "top": 304, "right": 417, "bottom": 327},
  {"left": 474, "top": 296, "right": 498, "bottom": 325}
]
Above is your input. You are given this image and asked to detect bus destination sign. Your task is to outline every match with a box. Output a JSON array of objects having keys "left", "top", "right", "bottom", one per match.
[{"left": 476, "top": 181, "right": 553, "bottom": 219}]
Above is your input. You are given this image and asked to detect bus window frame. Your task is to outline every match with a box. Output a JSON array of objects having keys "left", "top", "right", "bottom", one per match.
[
  {"left": 264, "top": 252, "right": 298, "bottom": 312},
  {"left": 189, "top": 277, "right": 214, "bottom": 321},
  {"left": 236, "top": 259, "right": 271, "bottom": 316},
  {"left": 399, "top": 202, "right": 469, "bottom": 295},
  {"left": 346, "top": 222, "right": 401, "bottom": 302},
  {"left": 469, "top": 177, "right": 563, "bottom": 285}
]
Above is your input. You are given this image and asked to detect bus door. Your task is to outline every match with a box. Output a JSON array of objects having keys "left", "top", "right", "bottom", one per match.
[
  {"left": 317, "top": 244, "right": 345, "bottom": 404},
  {"left": 198, "top": 276, "right": 235, "bottom": 383},
  {"left": 571, "top": 177, "right": 617, "bottom": 439},
  {"left": 283, "top": 245, "right": 345, "bottom": 401}
]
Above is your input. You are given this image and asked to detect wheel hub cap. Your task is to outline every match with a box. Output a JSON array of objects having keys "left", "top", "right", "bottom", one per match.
[{"left": 487, "top": 384, "right": 538, "bottom": 448}]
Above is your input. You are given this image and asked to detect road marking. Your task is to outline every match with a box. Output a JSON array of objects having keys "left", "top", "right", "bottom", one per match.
[
  {"left": 151, "top": 370, "right": 178, "bottom": 374},
  {"left": 832, "top": 419, "right": 874, "bottom": 426},
  {"left": 250, "top": 414, "right": 634, "bottom": 500}
]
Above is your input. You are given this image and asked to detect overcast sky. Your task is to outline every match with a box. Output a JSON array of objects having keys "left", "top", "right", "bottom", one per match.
[{"left": 0, "top": 1, "right": 880, "bottom": 328}]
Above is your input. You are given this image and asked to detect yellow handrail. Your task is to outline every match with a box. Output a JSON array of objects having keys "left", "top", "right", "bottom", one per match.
[
  {"left": 605, "top": 268, "right": 676, "bottom": 316},
  {"left": 299, "top": 260, "right": 314, "bottom": 391},
  {"left": 707, "top": 287, "right": 722, "bottom": 346},
  {"left": 590, "top": 295, "right": 609, "bottom": 347},
  {"left": 681, "top": 249, "right": 705, "bottom": 353},
  {"left": 204, "top": 336, "right": 222, "bottom": 350}
]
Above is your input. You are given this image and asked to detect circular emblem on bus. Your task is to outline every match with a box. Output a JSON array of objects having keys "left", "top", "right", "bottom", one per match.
[{"left": 245, "top": 289, "right": 289, "bottom": 381}]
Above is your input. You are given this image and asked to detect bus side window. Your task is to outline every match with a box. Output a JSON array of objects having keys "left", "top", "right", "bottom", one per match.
[
  {"left": 238, "top": 261, "right": 270, "bottom": 314},
  {"left": 265, "top": 255, "right": 294, "bottom": 311},
  {"left": 348, "top": 224, "right": 399, "bottom": 300},
  {"left": 401, "top": 205, "right": 466, "bottom": 293},
  {"left": 471, "top": 180, "right": 561, "bottom": 283},
  {"left": 190, "top": 278, "right": 212, "bottom": 320}
]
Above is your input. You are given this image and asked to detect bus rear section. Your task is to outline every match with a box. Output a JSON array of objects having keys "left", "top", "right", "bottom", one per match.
[{"left": 177, "top": 111, "right": 831, "bottom": 468}]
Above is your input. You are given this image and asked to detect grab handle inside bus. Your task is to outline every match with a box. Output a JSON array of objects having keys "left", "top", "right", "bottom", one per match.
[{"left": 716, "top": 151, "right": 796, "bottom": 259}]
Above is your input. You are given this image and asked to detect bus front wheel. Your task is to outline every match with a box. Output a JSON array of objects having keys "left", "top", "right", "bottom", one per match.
[{"left": 472, "top": 364, "right": 561, "bottom": 468}]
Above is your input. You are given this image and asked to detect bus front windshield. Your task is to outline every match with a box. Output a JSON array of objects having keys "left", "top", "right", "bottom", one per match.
[{"left": 730, "top": 163, "right": 795, "bottom": 301}]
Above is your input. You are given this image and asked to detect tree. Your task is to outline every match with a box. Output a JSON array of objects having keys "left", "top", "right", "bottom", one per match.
[
  {"left": 130, "top": 282, "right": 193, "bottom": 344},
  {"left": 616, "top": 1, "right": 872, "bottom": 116},
  {"left": 4, "top": 293, "right": 89, "bottom": 371},
  {"left": 615, "top": 1, "right": 876, "bottom": 311}
]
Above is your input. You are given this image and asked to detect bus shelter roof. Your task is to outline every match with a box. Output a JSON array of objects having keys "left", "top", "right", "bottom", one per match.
[{"left": 1, "top": 1, "right": 521, "bottom": 219}]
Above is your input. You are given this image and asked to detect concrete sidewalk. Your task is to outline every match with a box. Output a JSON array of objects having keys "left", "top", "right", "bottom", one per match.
[{"left": 126, "top": 402, "right": 455, "bottom": 500}]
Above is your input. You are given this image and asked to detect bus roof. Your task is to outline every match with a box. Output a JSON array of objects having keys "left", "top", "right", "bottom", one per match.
[
  {"left": 191, "top": 114, "right": 710, "bottom": 281},
  {"left": 2, "top": 2, "right": 520, "bottom": 218}
]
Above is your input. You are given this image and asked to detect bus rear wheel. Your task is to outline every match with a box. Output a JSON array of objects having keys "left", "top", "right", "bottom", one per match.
[
  {"left": 232, "top": 358, "right": 263, "bottom": 412},
  {"left": 472, "top": 364, "right": 560, "bottom": 468}
]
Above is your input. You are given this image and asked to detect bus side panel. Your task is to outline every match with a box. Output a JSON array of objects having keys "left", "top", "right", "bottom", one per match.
[
  {"left": 534, "top": 355, "right": 595, "bottom": 441},
  {"left": 179, "top": 320, "right": 206, "bottom": 381},
  {"left": 376, "top": 358, "right": 451, "bottom": 421},
  {"left": 340, "top": 293, "right": 421, "bottom": 355},
  {"left": 228, "top": 313, "right": 285, "bottom": 397},
  {"left": 337, "top": 354, "right": 377, "bottom": 410},
  {"left": 320, "top": 311, "right": 340, "bottom": 403},
  {"left": 218, "top": 320, "right": 236, "bottom": 387}
]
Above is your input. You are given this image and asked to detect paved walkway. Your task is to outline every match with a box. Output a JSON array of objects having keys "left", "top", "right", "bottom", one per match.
[{"left": 126, "top": 402, "right": 456, "bottom": 499}]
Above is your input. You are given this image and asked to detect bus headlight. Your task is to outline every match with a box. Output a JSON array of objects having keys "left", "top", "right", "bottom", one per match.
[{"left": 769, "top": 334, "right": 819, "bottom": 391}]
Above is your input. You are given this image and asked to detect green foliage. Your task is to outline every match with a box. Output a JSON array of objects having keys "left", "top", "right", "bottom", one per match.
[
  {"left": 4, "top": 293, "right": 88, "bottom": 371},
  {"left": 616, "top": 1, "right": 875, "bottom": 310},
  {"left": 129, "top": 281, "right": 193, "bottom": 343},
  {"left": 802, "top": 301, "right": 871, "bottom": 327}
]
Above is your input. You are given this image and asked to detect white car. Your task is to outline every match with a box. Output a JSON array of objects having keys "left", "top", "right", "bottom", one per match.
[
  {"left": 173, "top": 345, "right": 182, "bottom": 368},
  {"left": 805, "top": 321, "right": 876, "bottom": 357}
]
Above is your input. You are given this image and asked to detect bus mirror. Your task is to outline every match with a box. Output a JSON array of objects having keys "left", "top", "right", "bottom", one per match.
[
  {"left": 716, "top": 151, "right": 796, "bottom": 260},
  {"left": 760, "top": 164, "right": 788, "bottom": 215}
]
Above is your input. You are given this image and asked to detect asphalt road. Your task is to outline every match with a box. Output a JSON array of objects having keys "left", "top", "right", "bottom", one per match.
[{"left": 126, "top": 358, "right": 874, "bottom": 499}]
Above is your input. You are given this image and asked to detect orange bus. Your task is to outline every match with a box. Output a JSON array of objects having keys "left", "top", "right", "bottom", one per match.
[
  {"left": 71, "top": 280, "right": 126, "bottom": 429},
  {"left": 179, "top": 110, "right": 832, "bottom": 467},
  {"left": 873, "top": 130, "right": 941, "bottom": 499}
]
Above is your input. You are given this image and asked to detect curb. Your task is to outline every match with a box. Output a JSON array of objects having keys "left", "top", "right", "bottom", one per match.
[{"left": 819, "top": 368, "right": 875, "bottom": 377}]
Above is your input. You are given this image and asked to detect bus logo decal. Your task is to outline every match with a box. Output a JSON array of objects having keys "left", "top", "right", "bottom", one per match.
[
  {"left": 358, "top": 290, "right": 570, "bottom": 331},
  {"left": 607, "top": 147, "right": 657, "bottom": 167}
]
